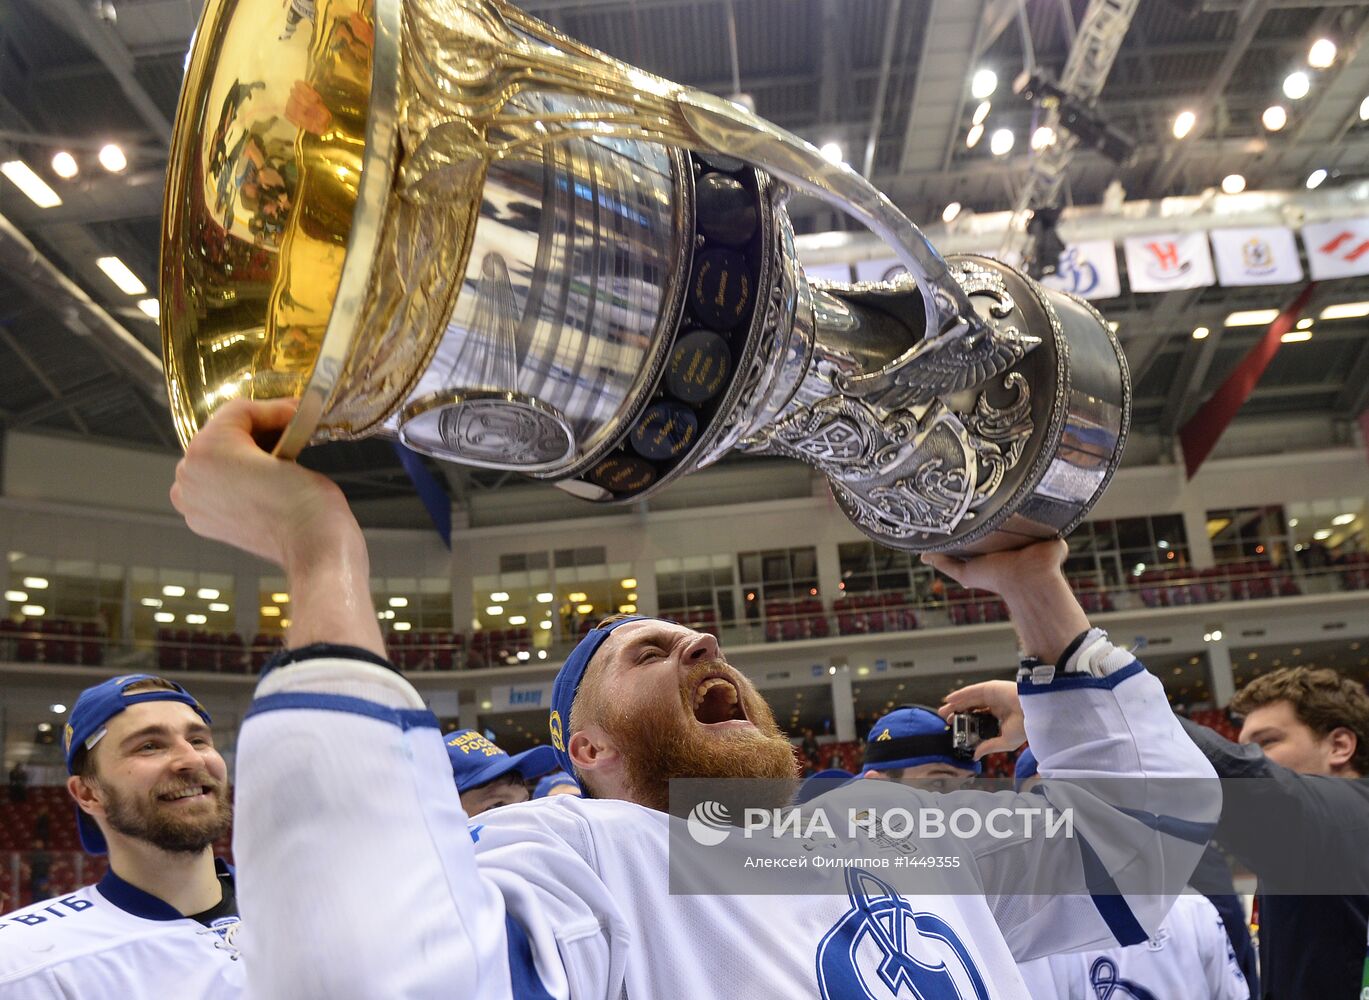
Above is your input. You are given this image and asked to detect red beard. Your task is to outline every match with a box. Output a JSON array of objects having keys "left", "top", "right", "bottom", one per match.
[{"left": 596, "top": 659, "right": 798, "bottom": 812}]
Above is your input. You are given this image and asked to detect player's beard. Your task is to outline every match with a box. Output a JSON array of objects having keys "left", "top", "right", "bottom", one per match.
[
  {"left": 599, "top": 659, "right": 798, "bottom": 813},
  {"left": 101, "top": 773, "right": 233, "bottom": 854}
]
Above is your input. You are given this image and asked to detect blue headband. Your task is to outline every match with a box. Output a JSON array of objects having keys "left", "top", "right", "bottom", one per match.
[{"left": 549, "top": 615, "right": 654, "bottom": 780}]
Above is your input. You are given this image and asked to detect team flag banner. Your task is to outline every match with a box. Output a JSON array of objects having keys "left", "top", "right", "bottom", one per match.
[
  {"left": 1209, "top": 227, "right": 1304, "bottom": 286},
  {"left": 1301, "top": 217, "right": 1369, "bottom": 280},
  {"left": 1037, "top": 239, "right": 1122, "bottom": 300},
  {"left": 1122, "top": 231, "right": 1216, "bottom": 292}
]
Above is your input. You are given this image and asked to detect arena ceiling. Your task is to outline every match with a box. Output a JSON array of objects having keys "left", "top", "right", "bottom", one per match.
[{"left": 1, "top": 0, "right": 1367, "bottom": 521}]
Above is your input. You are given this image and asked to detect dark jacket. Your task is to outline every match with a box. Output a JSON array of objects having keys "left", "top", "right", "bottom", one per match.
[{"left": 1180, "top": 718, "right": 1369, "bottom": 1000}]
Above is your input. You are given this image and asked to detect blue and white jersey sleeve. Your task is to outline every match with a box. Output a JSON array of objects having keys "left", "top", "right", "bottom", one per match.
[
  {"left": 232, "top": 658, "right": 619, "bottom": 1000},
  {"left": 938, "top": 633, "right": 1220, "bottom": 962}
]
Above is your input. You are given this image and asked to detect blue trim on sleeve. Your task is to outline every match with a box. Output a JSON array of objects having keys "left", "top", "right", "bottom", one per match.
[
  {"left": 505, "top": 913, "right": 556, "bottom": 1000},
  {"left": 1114, "top": 806, "right": 1216, "bottom": 846},
  {"left": 1018, "top": 660, "right": 1145, "bottom": 695},
  {"left": 245, "top": 692, "right": 438, "bottom": 731},
  {"left": 1076, "top": 833, "right": 1148, "bottom": 946}
]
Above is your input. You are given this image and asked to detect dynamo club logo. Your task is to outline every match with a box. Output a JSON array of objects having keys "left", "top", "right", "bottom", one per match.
[
  {"left": 1088, "top": 956, "right": 1158, "bottom": 1000},
  {"left": 1052, "top": 246, "right": 1100, "bottom": 296},
  {"left": 817, "top": 869, "right": 989, "bottom": 1000}
]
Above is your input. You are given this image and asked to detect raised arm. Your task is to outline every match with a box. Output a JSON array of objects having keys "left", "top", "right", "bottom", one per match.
[
  {"left": 921, "top": 542, "right": 1219, "bottom": 961},
  {"left": 170, "top": 400, "right": 625, "bottom": 999},
  {"left": 170, "top": 398, "right": 385, "bottom": 656}
]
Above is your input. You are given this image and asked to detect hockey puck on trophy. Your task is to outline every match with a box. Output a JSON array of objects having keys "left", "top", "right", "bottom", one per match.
[
  {"left": 586, "top": 454, "right": 658, "bottom": 495},
  {"left": 696, "top": 173, "right": 758, "bottom": 247},
  {"left": 666, "top": 330, "right": 732, "bottom": 404},
  {"left": 629, "top": 401, "right": 699, "bottom": 460},
  {"left": 689, "top": 248, "right": 752, "bottom": 331}
]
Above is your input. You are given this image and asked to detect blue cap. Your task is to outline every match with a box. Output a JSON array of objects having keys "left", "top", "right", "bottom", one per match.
[
  {"left": 445, "top": 730, "right": 557, "bottom": 793},
  {"left": 1014, "top": 747, "right": 1039, "bottom": 791},
  {"left": 548, "top": 616, "right": 653, "bottom": 781},
  {"left": 860, "top": 705, "right": 981, "bottom": 776},
  {"left": 796, "top": 768, "right": 853, "bottom": 805},
  {"left": 64, "top": 674, "right": 212, "bottom": 854},
  {"left": 534, "top": 771, "right": 581, "bottom": 799}
]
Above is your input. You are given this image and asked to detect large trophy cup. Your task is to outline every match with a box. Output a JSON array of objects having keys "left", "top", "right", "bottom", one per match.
[{"left": 162, "top": 0, "right": 1129, "bottom": 552}]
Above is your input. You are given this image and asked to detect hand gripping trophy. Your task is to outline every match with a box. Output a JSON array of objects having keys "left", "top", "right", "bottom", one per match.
[{"left": 162, "top": 0, "right": 1129, "bottom": 553}]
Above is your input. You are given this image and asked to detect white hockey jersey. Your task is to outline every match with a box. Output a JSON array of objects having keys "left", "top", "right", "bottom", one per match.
[
  {"left": 0, "top": 864, "right": 243, "bottom": 999},
  {"left": 1016, "top": 893, "right": 1249, "bottom": 999},
  {"left": 231, "top": 644, "right": 1218, "bottom": 1000}
]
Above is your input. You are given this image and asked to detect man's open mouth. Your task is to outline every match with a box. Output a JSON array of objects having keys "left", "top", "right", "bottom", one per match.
[
  {"left": 691, "top": 675, "right": 749, "bottom": 726},
  {"left": 158, "top": 785, "right": 212, "bottom": 804}
]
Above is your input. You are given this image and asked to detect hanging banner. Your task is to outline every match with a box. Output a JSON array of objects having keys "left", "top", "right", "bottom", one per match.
[
  {"left": 1301, "top": 217, "right": 1369, "bottom": 280},
  {"left": 1122, "top": 232, "right": 1216, "bottom": 292},
  {"left": 1037, "top": 240, "right": 1122, "bottom": 300},
  {"left": 1210, "top": 227, "right": 1304, "bottom": 286}
]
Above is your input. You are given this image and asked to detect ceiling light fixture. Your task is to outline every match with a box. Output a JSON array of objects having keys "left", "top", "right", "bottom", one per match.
[
  {"left": 162, "top": 584, "right": 186, "bottom": 597},
  {"left": 23, "top": 577, "right": 48, "bottom": 589},
  {"left": 51, "top": 151, "right": 79, "bottom": 179},
  {"left": 1224, "top": 308, "right": 1280, "bottom": 327},
  {"left": 1319, "top": 301, "right": 1369, "bottom": 320},
  {"left": 1261, "top": 105, "right": 1287, "bottom": 131},
  {"left": 0, "top": 160, "right": 62, "bottom": 208},
  {"left": 1283, "top": 71, "right": 1310, "bottom": 101},
  {"left": 1306, "top": 168, "right": 1327, "bottom": 189},
  {"left": 818, "top": 141, "right": 844, "bottom": 165},
  {"left": 1221, "top": 173, "right": 1246, "bottom": 194},
  {"left": 971, "top": 68, "right": 998, "bottom": 100},
  {"left": 1332, "top": 513, "right": 1356, "bottom": 526},
  {"left": 941, "top": 201, "right": 962, "bottom": 223},
  {"left": 965, "top": 123, "right": 984, "bottom": 148},
  {"left": 1172, "top": 110, "right": 1196, "bottom": 139},
  {"left": 1296, "top": 318, "right": 1313, "bottom": 330},
  {"left": 972, "top": 100, "right": 991, "bottom": 126},
  {"left": 97, "top": 143, "right": 127, "bottom": 172},
  {"left": 989, "top": 128, "right": 1015, "bottom": 156},
  {"left": 1030, "top": 125, "right": 1057, "bottom": 150},
  {"left": 1280, "top": 330, "right": 1312, "bottom": 344},
  {"left": 137, "top": 298, "right": 160, "bottom": 320},
  {"left": 1308, "top": 38, "right": 1337, "bottom": 69},
  {"left": 95, "top": 256, "right": 148, "bottom": 295},
  {"left": 1191, "top": 326, "right": 1210, "bottom": 340}
]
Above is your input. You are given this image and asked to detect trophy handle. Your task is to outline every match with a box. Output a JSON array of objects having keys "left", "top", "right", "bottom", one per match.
[{"left": 671, "top": 90, "right": 983, "bottom": 345}]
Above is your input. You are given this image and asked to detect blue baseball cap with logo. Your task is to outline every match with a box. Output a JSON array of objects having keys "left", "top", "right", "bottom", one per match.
[
  {"left": 548, "top": 615, "right": 652, "bottom": 783},
  {"left": 533, "top": 771, "right": 581, "bottom": 799},
  {"left": 63, "top": 673, "right": 212, "bottom": 854},
  {"left": 860, "top": 705, "right": 982, "bottom": 776},
  {"left": 445, "top": 729, "right": 557, "bottom": 793}
]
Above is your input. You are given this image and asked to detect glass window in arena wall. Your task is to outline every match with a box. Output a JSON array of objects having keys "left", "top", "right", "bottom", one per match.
[
  {"left": 738, "top": 547, "right": 819, "bottom": 622},
  {"left": 655, "top": 554, "right": 736, "bottom": 631},
  {"left": 1205, "top": 506, "right": 1291, "bottom": 567},
  {"left": 474, "top": 547, "right": 633, "bottom": 649},
  {"left": 836, "top": 542, "right": 936, "bottom": 602},
  {"left": 130, "top": 567, "right": 235, "bottom": 643},
  {"left": 1064, "top": 514, "right": 1189, "bottom": 587}
]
